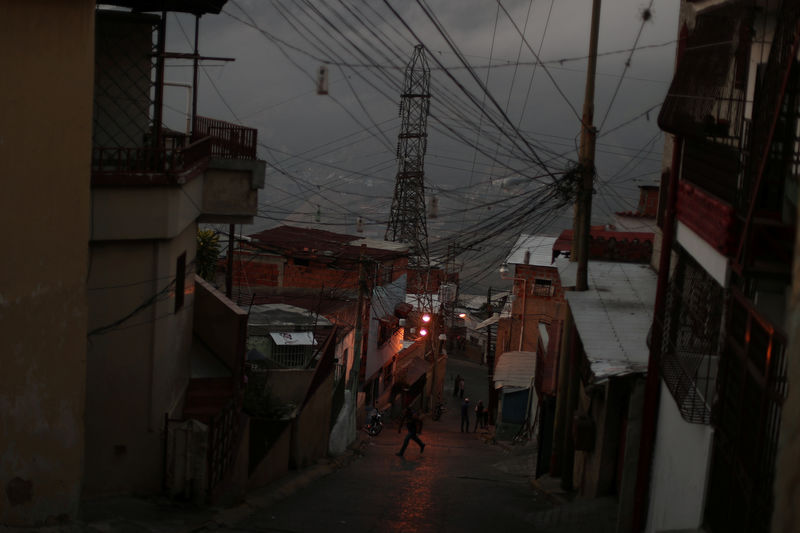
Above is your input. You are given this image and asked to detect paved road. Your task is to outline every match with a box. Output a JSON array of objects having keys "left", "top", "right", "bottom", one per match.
[{"left": 214, "top": 358, "right": 555, "bottom": 533}]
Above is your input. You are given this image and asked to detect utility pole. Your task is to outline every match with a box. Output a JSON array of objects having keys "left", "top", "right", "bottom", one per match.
[
  {"left": 573, "top": 0, "right": 601, "bottom": 291},
  {"left": 485, "top": 287, "right": 496, "bottom": 424},
  {"left": 350, "top": 245, "right": 368, "bottom": 439}
]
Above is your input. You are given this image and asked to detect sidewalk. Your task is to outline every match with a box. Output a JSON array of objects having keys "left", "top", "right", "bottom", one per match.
[{"left": 1, "top": 437, "right": 369, "bottom": 533}]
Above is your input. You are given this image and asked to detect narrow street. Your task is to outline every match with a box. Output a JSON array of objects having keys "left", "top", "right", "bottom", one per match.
[{"left": 204, "top": 358, "right": 616, "bottom": 533}]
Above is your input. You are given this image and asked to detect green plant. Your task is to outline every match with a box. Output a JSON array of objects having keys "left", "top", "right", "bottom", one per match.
[{"left": 196, "top": 229, "right": 220, "bottom": 282}]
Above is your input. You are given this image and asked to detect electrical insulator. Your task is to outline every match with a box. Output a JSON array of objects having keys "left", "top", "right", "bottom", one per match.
[
  {"left": 315, "top": 205, "right": 321, "bottom": 223},
  {"left": 316, "top": 65, "right": 329, "bottom": 95},
  {"left": 429, "top": 194, "right": 438, "bottom": 219},
  {"left": 356, "top": 217, "right": 364, "bottom": 233}
]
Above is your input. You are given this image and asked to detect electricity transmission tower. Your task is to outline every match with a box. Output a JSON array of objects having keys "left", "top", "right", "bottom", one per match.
[{"left": 385, "top": 45, "right": 431, "bottom": 267}]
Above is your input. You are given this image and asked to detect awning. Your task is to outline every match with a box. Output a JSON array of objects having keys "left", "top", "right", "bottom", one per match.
[
  {"left": 269, "top": 331, "right": 316, "bottom": 346},
  {"left": 475, "top": 314, "right": 499, "bottom": 329},
  {"left": 493, "top": 351, "right": 537, "bottom": 390}
]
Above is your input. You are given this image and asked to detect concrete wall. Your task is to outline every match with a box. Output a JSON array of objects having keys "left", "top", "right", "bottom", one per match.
[
  {"left": 646, "top": 381, "right": 714, "bottom": 533},
  {"left": 574, "top": 378, "right": 630, "bottom": 498},
  {"left": 84, "top": 223, "right": 197, "bottom": 495},
  {"left": 200, "top": 160, "right": 265, "bottom": 220},
  {"left": 247, "top": 421, "right": 291, "bottom": 490},
  {"left": 291, "top": 373, "right": 334, "bottom": 469},
  {"left": 266, "top": 369, "right": 314, "bottom": 405},
  {"left": 0, "top": 1, "right": 94, "bottom": 525},
  {"left": 91, "top": 179, "right": 203, "bottom": 241},
  {"left": 194, "top": 277, "right": 247, "bottom": 377},
  {"left": 772, "top": 183, "right": 800, "bottom": 533}
]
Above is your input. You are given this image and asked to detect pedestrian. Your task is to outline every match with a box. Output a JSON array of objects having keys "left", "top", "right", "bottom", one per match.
[
  {"left": 453, "top": 374, "right": 461, "bottom": 397},
  {"left": 460, "top": 398, "right": 470, "bottom": 433},
  {"left": 473, "top": 400, "right": 484, "bottom": 432},
  {"left": 458, "top": 376, "right": 465, "bottom": 398},
  {"left": 482, "top": 405, "right": 490, "bottom": 428},
  {"left": 396, "top": 406, "right": 425, "bottom": 457}
]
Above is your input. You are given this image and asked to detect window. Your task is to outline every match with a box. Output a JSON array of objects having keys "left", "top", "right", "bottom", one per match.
[
  {"left": 532, "top": 278, "right": 552, "bottom": 297},
  {"left": 175, "top": 252, "right": 186, "bottom": 312},
  {"left": 660, "top": 250, "right": 723, "bottom": 424}
]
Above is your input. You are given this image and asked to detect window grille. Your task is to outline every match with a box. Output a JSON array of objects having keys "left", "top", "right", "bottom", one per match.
[
  {"left": 660, "top": 250, "right": 723, "bottom": 424},
  {"left": 272, "top": 345, "right": 312, "bottom": 369},
  {"left": 531, "top": 279, "right": 553, "bottom": 297},
  {"left": 705, "top": 289, "right": 788, "bottom": 533}
]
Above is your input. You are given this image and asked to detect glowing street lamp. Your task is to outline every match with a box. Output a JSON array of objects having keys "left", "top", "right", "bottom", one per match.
[
  {"left": 419, "top": 328, "right": 428, "bottom": 337},
  {"left": 421, "top": 313, "right": 432, "bottom": 323}
]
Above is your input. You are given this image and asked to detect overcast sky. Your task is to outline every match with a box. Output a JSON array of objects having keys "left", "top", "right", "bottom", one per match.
[{"left": 160, "top": 0, "right": 679, "bottom": 292}]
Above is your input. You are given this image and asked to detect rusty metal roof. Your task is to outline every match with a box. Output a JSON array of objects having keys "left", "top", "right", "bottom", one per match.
[{"left": 248, "top": 225, "right": 408, "bottom": 262}]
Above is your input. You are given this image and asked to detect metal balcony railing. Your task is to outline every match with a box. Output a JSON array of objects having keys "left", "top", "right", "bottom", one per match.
[{"left": 92, "top": 117, "right": 257, "bottom": 182}]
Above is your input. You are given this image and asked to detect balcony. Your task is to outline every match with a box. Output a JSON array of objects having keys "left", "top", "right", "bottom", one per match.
[
  {"left": 92, "top": 117, "right": 258, "bottom": 185},
  {"left": 90, "top": 117, "right": 265, "bottom": 241},
  {"left": 676, "top": 182, "right": 739, "bottom": 256}
]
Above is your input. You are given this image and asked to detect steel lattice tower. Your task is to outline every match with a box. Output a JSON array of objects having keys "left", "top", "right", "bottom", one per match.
[{"left": 385, "top": 45, "right": 431, "bottom": 266}]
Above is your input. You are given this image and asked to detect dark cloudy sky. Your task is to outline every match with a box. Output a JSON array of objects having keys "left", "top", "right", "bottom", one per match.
[{"left": 161, "top": 0, "right": 679, "bottom": 292}]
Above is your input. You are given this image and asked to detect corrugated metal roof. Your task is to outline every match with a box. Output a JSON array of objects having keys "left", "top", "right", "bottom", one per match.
[
  {"left": 506, "top": 234, "right": 558, "bottom": 266},
  {"left": 248, "top": 225, "right": 408, "bottom": 261},
  {"left": 493, "top": 351, "right": 537, "bottom": 389},
  {"left": 559, "top": 261, "right": 657, "bottom": 382}
]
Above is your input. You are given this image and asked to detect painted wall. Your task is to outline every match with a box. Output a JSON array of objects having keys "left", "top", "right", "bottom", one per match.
[
  {"left": 645, "top": 381, "right": 714, "bottom": 533},
  {"left": 0, "top": 1, "right": 94, "bottom": 525},
  {"left": 265, "top": 369, "right": 314, "bottom": 405},
  {"left": 364, "top": 274, "right": 407, "bottom": 380},
  {"left": 290, "top": 373, "right": 334, "bottom": 469},
  {"left": 770, "top": 185, "right": 800, "bottom": 533},
  {"left": 84, "top": 223, "right": 197, "bottom": 495}
]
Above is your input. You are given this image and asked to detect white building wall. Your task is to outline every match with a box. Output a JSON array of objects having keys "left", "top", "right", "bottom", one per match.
[{"left": 646, "top": 381, "right": 714, "bottom": 533}]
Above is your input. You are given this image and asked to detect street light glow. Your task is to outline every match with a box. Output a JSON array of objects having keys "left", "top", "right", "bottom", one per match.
[
  {"left": 421, "top": 313, "right": 431, "bottom": 323},
  {"left": 419, "top": 328, "right": 428, "bottom": 336}
]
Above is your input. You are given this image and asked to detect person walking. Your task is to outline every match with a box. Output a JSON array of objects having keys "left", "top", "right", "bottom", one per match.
[
  {"left": 460, "top": 398, "right": 471, "bottom": 433},
  {"left": 473, "top": 400, "right": 485, "bottom": 432},
  {"left": 396, "top": 406, "right": 425, "bottom": 457},
  {"left": 453, "top": 374, "right": 461, "bottom": 397},
  {"left": 457, "top": 376, "right": 465, "bottom": 398}
]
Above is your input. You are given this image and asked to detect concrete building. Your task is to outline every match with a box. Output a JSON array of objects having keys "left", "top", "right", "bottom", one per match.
[
  {"left": 84, "top": 3, "right": 265, "bottom": 498},
  {"left": 1, "top": 1, "right": 95, "bottom": 526},
  {"left": 2, "top": 0, "right": 264, "bottom": 523},
  {"left": 556, "top": 260, "right": 657, "bottom": 533},
  {"left": 231, "top": 225, "right": 410, "bottom": 410},
  {"left": 635, "top": 1, "right": 799, "bottom": 532}
]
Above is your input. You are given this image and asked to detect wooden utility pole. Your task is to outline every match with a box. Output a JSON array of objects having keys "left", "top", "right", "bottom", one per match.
[
  {"left": 343, "top": 245, "right": 368, "bottom": 442},
  {"left": 574, "top": 0, "right": 601, "bottom": 291}
]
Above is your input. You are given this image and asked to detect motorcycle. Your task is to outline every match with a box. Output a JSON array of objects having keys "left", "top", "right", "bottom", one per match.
[
  {"left": 364, "top": 409, "right": 384, "bottom": 436},
  {"left": 432, "top": 402, "right": 446, "bottom": 421}
]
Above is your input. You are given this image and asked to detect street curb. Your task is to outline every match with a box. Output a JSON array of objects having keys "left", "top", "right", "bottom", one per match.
[{"left": 528, "top": 477, "right": 569, "bottom": 505}]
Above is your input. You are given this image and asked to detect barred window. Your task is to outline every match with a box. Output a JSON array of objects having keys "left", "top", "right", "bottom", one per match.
[{"left": 660, "top": 250, "right": 724, "bottom": 424}]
